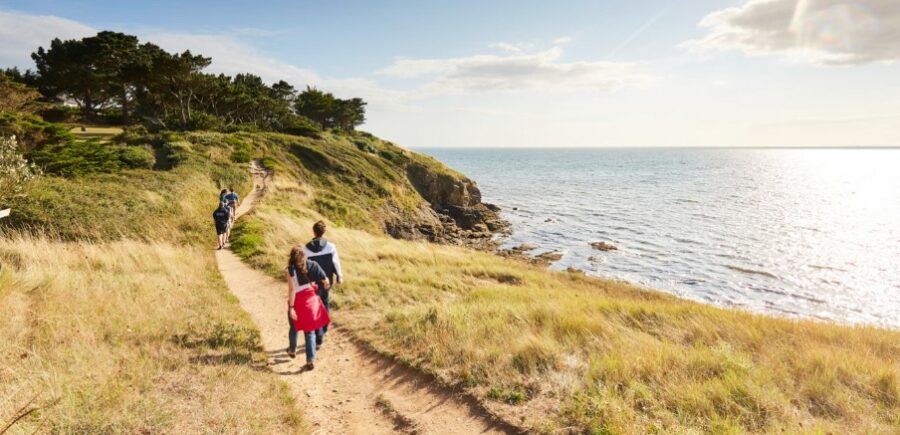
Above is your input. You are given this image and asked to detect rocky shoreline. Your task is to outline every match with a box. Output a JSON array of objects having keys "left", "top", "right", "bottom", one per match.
[{"left": 384, "top": 162, "right": 510, "bottom": 250}]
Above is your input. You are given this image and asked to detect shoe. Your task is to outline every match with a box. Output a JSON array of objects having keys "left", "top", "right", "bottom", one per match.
[
  {"left": 304, "top": 362, "right": 315, "bottom": 371},
  {"left": 217, "top": 245, "right": 222, "bottom": 250},
  {"left": 287, "top": 349, "right": 296, "bottom": 359}
]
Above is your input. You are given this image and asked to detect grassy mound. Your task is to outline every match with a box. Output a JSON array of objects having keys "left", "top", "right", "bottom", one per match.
[{"left": 231, "top": 165, "right": 900, "bottom": 434}]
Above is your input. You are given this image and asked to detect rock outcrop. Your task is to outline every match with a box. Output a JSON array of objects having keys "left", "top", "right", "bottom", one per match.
[{"left": 398, "top": 162, "right": 510, "bottom": 250}]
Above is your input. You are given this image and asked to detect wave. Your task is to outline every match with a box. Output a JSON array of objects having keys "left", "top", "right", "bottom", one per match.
[
  {"left": 809, "top": 264, "right": 848, "bottom": 272},
  {"left": 725, "top": 265, "right": 779, "bottom": 279}
]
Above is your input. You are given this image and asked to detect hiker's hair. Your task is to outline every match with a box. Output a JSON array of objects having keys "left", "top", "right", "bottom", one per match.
[
  {"left": 288, "top": 246, "right": 309, "bottom": 276},
  {"left": 229, "top": 187, "right": 234, "bottom": 192},
  {"left": 220, "top": 188, "right": 227, "bottom": 196},
  {"left": 313, "top": 220, "right": 326, "bottom": 237}
]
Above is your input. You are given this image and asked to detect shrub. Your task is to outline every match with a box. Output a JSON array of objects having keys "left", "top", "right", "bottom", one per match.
[
  {"left": 222, "top": 123, "right": 260, "bottom": 133},
  {"left": 38, "top": 105, "right": 79, "bottom": 123},
  {"left": 119, "top": 146, "right": 156, "bottom": 169},
  {"left": 30, "top": 140, "right": 122, "bottom": 176},
  {"left": 162, "top": 141, "right": 191, "bottom": 167},
  {"left": 0, "top": 135, "right": 41, "bottom": 207},
  {"left": 0, "top": 112, "right": 73, "bottom": 152},
  {"left": 379, "top": 149, "right": 407, "bottom": 164},
  {"left": 115, "top": 125, "right": 150, "bottom": 145},
  {"left": 355, "top": 140, "right": 376, "bottom": 154},
  {"left": 229, "top": 140, "right": 253, "bottom": 163},
  {"left": 280, "top": 115, "right": 321, "bottom": 138},
  {"left": 231, "top": 220, "right": 266, "bottom": 259}
]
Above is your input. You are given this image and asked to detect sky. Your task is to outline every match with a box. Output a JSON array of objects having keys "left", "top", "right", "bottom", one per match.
[{"left": 1, "top": 0, "right": 900, "bottom": 148}]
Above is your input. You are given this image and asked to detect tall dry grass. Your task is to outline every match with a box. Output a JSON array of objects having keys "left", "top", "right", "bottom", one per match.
[
  {"left": 233, "top": 188, "right": 900, "bottom": 434},
  {"left": 0, "top": 234, "right": 301, "bottom": 433}
]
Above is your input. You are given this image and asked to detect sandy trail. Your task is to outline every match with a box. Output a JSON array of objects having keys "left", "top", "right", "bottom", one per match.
[{"left": 215, "top": 162, "right": 513, "bottom": 434}]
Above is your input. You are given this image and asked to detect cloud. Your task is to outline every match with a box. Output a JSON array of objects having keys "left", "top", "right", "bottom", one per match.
[
  {"left": 683, "top": 0, "right": 900, "bottom": 65},
  {"left": 0, "top": 10, "right": 95, "bottom": 68},
  {"left": 379, "top": 46, "right": 651, "bottom": 95},
  {"left": 488, "top": 42, "right": 533, "bottom": 53},
  {"left": 553, "top": 36, "right": 574, "bottom": 45}
]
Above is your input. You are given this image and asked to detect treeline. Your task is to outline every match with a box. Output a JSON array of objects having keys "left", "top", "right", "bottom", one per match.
[{"left": 3, "top": 31, "right": 366, "bottom": 132}]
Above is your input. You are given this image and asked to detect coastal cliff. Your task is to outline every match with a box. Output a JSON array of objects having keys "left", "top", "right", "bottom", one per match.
[
  {"left": 246, "top": 131, "right": 509, "bottom": 250},
  {"left": 391, "top": 162, "right": 508, "bottom": 249}
]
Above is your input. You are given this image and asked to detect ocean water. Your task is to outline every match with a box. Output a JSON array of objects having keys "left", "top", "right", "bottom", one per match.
[{"left": 421, "top": 148, "right": 900, "bottom": 329}]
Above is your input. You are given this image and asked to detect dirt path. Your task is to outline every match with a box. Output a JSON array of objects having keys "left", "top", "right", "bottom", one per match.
[{"left": 215, "top": 162, "right": 514, "bottom": 435}]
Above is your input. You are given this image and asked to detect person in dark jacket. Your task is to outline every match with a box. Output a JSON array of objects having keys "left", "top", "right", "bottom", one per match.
[
  {"left": 303, "top": 220, "right": 343, "bottom": 347},
  {"left": 213, "top": 202, "right": 231, "bottom": 250}
]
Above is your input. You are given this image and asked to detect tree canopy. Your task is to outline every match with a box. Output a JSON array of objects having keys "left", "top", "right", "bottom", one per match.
[{"left": 11, "top": 31, "right": 367, "bottom": 132}]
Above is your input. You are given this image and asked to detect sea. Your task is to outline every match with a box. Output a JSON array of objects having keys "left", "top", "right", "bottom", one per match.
[{"left": 420, "top": 148, "right": 900, "bottom": 329}]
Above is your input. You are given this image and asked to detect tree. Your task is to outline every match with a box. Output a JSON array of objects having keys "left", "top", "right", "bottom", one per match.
[
  {"left": 0, "top": 73, "right": 40, "bottom": 112},
  {"left": 0, "top": 136, "right": 41, "bottom": 208},
  {"left": 295, "top": 87, "right": 366, "bottom": 130},
  {"left": 31, "top": 32, "right": 146, "bottom": 120},
  {"left": 270, "top": 80, "right": 297, "bottom": 103}
]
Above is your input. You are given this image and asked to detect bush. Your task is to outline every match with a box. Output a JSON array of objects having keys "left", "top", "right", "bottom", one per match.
[
  {"left": 355, "top": 140, "right": 376, "bottom": 154},
  {"left": 119, "top": 146, "right": 156, "bottom": 169},
  {"left": 0, "top": 135, "right": 41, "bottom": 207},
  {"left": 230, "top": 220, "right": 266, "bottom": 259},
  {"left": 161, "top": 141, "right": 191, "bottom": 168},
  {"left": 379, "top": 149, "right": 407, "bottom": 164},
  {"left": 222, "top": 123, "right": 260, "bottom": 133},
  {"left": 115, "top": 125, "right": 150, "bottom": 145},
  {"left": 229, "top": 139, "right": 253, "bottom": 163},
  {"left": 0, "top": 112, "right": 72, "bottom": 152},
  {"left": 30, "top": 140, "right": 122, "bottom": 176},
  {"left": 280, "top": 115, "right": 321, "bottom": 138},
  {"left": 38, "top": 105, "right": 79, "bottom": 123}
]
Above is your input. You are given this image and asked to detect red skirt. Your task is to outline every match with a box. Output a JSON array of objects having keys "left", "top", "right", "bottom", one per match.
[{"left": 293, "top": 288, "right": 330, "bottom": 333}]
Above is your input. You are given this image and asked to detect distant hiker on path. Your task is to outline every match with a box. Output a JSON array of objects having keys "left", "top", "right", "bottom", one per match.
[
  {"left": 286, "top": 246, "right": 331, "bottom": 370},
  {"left": 224, "top": 188, "right": 240, "bottom": 224},
  {"left": 219, "top": 188, "right": 228, "bottom": 204},
  {"left": 213, "top": 202, "right": 231, "bottom": 250},
  {"left": 304, "top": 220, "right": 343, "bottom": 348}
]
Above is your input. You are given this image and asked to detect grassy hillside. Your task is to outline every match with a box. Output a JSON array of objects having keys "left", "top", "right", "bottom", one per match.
[
  {"left": 229, "top": 139, "right": 900, "bottom": 434},
  {"left": 0, "top": 128, "right": 301, "bottom": 433},
  {"left": 5, "top": 122, "right": 899, "bottom": 434}
]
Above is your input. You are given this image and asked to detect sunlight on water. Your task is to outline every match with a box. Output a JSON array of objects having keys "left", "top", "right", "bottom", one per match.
[{"left": 423, "top": 148, "right": 900, "bottom": 328}]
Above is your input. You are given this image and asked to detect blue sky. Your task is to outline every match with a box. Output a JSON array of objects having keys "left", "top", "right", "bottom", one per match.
[{"left": 2, "top": 0, "right": 900, "bottom": 147}]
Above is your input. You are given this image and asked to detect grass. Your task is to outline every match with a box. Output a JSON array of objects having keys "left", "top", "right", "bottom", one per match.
[
  {"left": 6, "top": 122, "right": 899, "bottom": 433},
  {"left": 232, "top": 180, "right": 900, "bottom": 434},
  {"left": 0, "top": 234, "right": 302, "bottom": 433},
  {"left": 1, "top": 128, "right": 303, "bottom": 433}
]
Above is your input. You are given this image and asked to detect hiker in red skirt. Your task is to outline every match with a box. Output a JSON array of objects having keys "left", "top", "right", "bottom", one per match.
[{"left": 286, "top": 246, "right": 331, "bottom": 370}]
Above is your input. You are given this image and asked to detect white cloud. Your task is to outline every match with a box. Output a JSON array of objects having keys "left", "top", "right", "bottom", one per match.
[
  {"left": 379, "top": 46, "right": 651, "bottom": 95},
  {"left": 0, "top": 10, "right": 95, "bottom": 68},
  {"left": 553, "top": 36, "right": 574, "bottom": 45},
  {"left": 488, "top": 42, "right": 533, "bottom": 53},
  {"left": 683, "top": 0, "right": 900, "bottom": 65}
]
